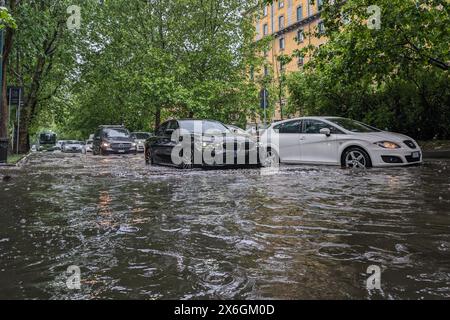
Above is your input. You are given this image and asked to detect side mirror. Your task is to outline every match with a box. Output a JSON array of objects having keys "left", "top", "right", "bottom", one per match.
[{"left": 320, "top": 128, "right": 331, "bottom": 137}]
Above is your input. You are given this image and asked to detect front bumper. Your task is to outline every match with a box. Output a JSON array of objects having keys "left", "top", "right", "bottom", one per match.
[{"left": 369, "top": 147, "right": 423, "bottom": 167}]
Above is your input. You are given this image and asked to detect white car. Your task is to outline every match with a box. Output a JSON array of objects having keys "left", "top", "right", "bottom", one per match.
[
  {"left": 62, "top": 141, "right": 84, "bottom": 153},
  {"left": 260, "top": 117, "right": 423, "bottom": 168},
  {"left": 82, "top": 139, "right": 93, "bottom": 154},
  {"left": 131, "top": 132, "right": 152, "bottom": 153}
]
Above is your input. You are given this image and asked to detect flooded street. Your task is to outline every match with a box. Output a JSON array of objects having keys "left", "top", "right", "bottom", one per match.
[{"left": 1, "top": 152, "right": 450, "bottom": 300}]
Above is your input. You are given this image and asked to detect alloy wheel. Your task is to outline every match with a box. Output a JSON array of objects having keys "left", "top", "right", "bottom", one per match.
[{"left": 345, "top": 150, "right": 367, "bottom": 169}]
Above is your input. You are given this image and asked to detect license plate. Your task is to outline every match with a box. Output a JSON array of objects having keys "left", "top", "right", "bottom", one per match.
[
  {"left": 118, "top": 150, "right": 125, "bottom": 153},
  {"left": 412, "top": 152, "right": 420, "bottom": 159}
]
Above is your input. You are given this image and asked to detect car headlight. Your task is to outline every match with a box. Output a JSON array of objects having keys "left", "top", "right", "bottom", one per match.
[
  {"left": 132, "top": 143, "right": 137, "bottom": 147},
  {"left": 102, "top": 142, "right": 110, "bottom": 148},
  {"left": 375, "top": 141, "right": 401, "bottom": 149}
]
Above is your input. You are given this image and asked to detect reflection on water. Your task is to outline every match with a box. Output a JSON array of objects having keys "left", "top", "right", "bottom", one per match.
[{"left": 0, "top": 153, "right": 450, "bottom": 299}]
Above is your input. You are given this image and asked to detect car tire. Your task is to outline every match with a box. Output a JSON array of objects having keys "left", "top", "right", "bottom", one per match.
[
  {"left": 342, "top": 147, "right": 372, "bottom": 169},
  {"left": 145, "top": 147, "right": 152, "bottom": 165},
  {"left": 261, "top": 147, "right": 279, "bottom": 168},
  {"left": 179, "top": 150, "right": 194, "bottom": 169}
]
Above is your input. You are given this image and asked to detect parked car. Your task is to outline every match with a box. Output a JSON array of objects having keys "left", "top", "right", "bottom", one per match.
[
  {"left": 260, "top": 117, "right": 423, "bottom": 168},
  {"left": 131, "top": 132, "right": 153, "bottom": 153},
  {"left": 144, "top": 119, "right": 260, "bottom": 168},
  {"left": 82, "top": 139, "right": 94, "bottom": 154},
  {"left": 92, "top": 125, "right": 137, "bottom": 155},
  {"left": 55, "top": 140, "right": 69, "bottom": 151},
  {"left": 62, "top": 141, "right": 84, "bottom": 153}
]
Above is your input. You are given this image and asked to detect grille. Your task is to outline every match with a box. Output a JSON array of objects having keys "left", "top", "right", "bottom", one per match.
[
  {"left": 111, "top": 143, "right": 132, "bottom": 149},
  {"left": 403, "top": 140, "right": 417, "bottom": 149}
]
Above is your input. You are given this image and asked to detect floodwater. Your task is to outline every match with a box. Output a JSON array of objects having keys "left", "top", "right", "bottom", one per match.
[{"left": 0, "top": 152, "right": 449, "bottom": 300}]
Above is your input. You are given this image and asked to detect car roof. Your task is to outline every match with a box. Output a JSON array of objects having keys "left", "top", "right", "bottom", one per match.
[{"left": 270, "top": 116, "right": 344, "bottom": 126}]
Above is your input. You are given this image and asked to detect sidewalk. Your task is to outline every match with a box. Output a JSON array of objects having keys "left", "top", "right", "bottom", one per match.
[{"left": 419, "top": 140, "right": 450, "bottom": 159}]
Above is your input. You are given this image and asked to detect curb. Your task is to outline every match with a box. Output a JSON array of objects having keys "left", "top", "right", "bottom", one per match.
[
  {"left": 0, "top": 152, "right": 32, "bottom": 168},
  {"left": 423, "top": 150, "right": 450, "bottom": 159}
]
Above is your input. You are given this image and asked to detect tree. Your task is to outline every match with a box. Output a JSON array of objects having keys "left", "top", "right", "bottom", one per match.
[{"left": 286, "top": 0, "right": 450, "bottom": 139}]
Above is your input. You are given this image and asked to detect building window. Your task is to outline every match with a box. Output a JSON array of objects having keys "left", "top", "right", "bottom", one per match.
[
  {"left": 279, "top": 37, "right": 285, "bottom": 50},
  {"left": 296, "top": 29, "right": 304, "bottom": 43},
  {"left": 278, "top": 0, "right": 284, "bottom": 9},
  {"left": 307, "top": 0, "right": 312, "bottom": 16},
  {"left": 263, "top": 23, "right": 268, "bottom": 35},
  {"left": 279, "top": 15, "right": 285, "bottom": 30},
  {"left": 296, "top": 5, "right": 303, "bottom": 22},
  {"left": 298, "top": 56, "right": 304, "bottom": 67},
  {"left": 317, "top": 0, "right": 324, "bottom": 11},
  {"left": 263, "top": 6, "right": 268, "bottom": 17},
  {"left": 318, "top": 21, "right": 325, "bottom": 34},
  {"left": 264, "top": 65, "right": 269, "bottom": 76}
]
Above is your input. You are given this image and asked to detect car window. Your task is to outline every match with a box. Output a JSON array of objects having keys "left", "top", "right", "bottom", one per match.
[
  {"left": 179, "top": 120, "right": 230, "bottom": 134},
  {"left": 157, "top": 122, "right": 169, "bottom": 136},
  {"left": 302, "top": 120, "right": 341, "bottom": 134},
  {"left": 132, "top": 133, "right": 150, "bottom": 140},
  {"left": 274, "top": 120, "right": 302, "bottom": 134},
  {"left": 167, "top": 121, "right": 180, "bottom": 130},
  {"left": 326, "top": 118, "right": 380, "bottom": 133}
]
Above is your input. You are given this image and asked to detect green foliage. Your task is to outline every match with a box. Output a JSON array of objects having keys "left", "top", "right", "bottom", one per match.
[
  {"left": 287, "top": 0, "right": 450, "bottom": 139},
  {"left": 0, "top": 7, "right": 16, "bottom": 29},
  {"left": 61, "top": 0, "right": 262, "bottom": 137}
]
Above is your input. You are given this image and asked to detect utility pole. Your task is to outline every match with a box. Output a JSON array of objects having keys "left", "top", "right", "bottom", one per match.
[{"left": 0, "top": 0, "right": 7, "bottom": 163}]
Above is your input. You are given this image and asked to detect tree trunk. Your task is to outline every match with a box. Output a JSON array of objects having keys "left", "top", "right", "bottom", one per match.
[
  {"left": 154, "top": 106, "right": 161, "bottom": 129},
  {"left": 0, "top": 22, "right": 15, "bottom": 140}
]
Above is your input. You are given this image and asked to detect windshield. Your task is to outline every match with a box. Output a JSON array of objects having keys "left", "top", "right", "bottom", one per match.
[
  {"left": 179, "top": 121, "right": 230, "bottom": 134},
  {"left": 326, "top": 118, "right": 381, "bottom": 133},
  {"left": 66, "top": 141, "right": 81, "bottom": 144},
  {"left": 39, "top": 133, "right": 56, "bottom": 144},
  {"left": 132, "top": 133, "right": 151, "bottom": 140},
  {"left": 104, "top": 128, "right": 130, "bottom": 138}
]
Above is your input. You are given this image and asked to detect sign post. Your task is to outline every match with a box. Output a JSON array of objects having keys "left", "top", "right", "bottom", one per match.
[{"left": 260, "top": 88, "right": 269, "bottom": 126}]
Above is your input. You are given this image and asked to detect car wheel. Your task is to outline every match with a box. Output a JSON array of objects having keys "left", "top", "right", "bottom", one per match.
[
  {"left": 145, "top": 147, "right": 152, "bottom": 165},
  {"left": 261, "top": 148, "right": 279, "bottom": 168},
  {"left": 342, "top": 147, "right": 372, "bottom": 169},
  {"left": 179, "top": 150, "right": 193, "bottom": 169}
]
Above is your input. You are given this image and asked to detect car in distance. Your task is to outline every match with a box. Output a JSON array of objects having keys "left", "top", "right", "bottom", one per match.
[
  {"left": 144, "top": 119, "right": 260, "bottom": 168},
  {"left": 62, "top": 141, "right": 84, "bottom": 153},
  {"left": 55, "top": 140, "right": 67, "bottom": 151},
  {"left": 260, "top": 117, "right": 423, "bottom": 168},
  {"left": 92, "top": 125, "right": 137, "bottom": 156},
  {"left": 131, "top": 132, "right": 153, "bottom": 153},
  {"left": 82, "top": 139, "right": 94, "bottom": 154}
]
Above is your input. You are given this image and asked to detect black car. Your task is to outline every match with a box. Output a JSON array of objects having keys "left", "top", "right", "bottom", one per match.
[
  {"left": 92, "top": 125, "right": 137, "bottom": 156},
  {"left": 144, "top": 119, "right": 261, "bottom": 168}
]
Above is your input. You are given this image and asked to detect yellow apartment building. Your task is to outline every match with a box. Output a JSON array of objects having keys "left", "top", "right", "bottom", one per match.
[{"left": 252, "top": 0, "right": 327, "bottom": 123}]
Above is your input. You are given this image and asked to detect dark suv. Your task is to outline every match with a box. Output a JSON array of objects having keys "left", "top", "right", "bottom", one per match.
[{"left": 92, "top": 125, "right": 137, "bottom": 155}]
